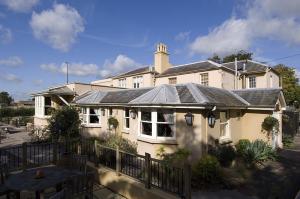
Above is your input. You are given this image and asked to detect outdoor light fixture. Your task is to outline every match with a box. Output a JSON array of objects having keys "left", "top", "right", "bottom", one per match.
[
  {"left": 208, "top": 112, "right": 216, "bottom": 127},
  {"left": 130, "top": 109, "right": 137, "bottom": 119},
  {"left": 101, "top": 108, "right": 105, "bottom": 116},
  {"left": 184, "top": 112, "right": 194, "bottom": 126}
]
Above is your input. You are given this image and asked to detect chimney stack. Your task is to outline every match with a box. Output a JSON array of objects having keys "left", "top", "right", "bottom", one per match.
[{"left": 154, "top": 43, "right": 171, "bottom": 74}]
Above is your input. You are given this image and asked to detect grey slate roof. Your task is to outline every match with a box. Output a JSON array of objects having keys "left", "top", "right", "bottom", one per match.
[
  {"left": 157, "top": 61, "right": 220, "bottom": 77},
  {"left": 223, "top": 60, "right": 269, "bottom": 74},
  {"left": 74, "top": 83, "right": 259, "bottom": 108},
  {"left": 233, "top": 89, "right": 282, "bottom": 107},
  {"left": 33, "top": 86, "right": 75, "bottom": 96},
  {"left": 113, "top": 66, "right": 157, "bottom": 79}
]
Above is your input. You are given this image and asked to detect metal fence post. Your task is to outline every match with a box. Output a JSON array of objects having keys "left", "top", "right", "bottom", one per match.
[
  {"left": 144, "top": 153, "right": 151, "bottom": 189},
  {"left": 53, "top": 143, "right": 58, "bottom": 164},
  {"left": 22, "top": 142, "right": 27, "bottom": 171},
  {"left": 184, "top": 162, "right": 191, "bottom": 199},
  {"left": 94, "top": 141, "right": 99, "bottom": 167},
  {"left": 116, "top": 145, "right": 121, "bottom": 176}
]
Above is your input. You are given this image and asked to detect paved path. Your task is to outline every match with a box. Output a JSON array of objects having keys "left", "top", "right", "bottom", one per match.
[
  {"left": 0, "top": 130, "right": 31, "bottom": 148},
  {"left": 279, "top": 133, "right": 300, "bottom": 163}
]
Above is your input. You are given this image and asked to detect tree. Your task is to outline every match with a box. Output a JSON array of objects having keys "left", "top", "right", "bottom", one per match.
[
  {"left": 208, "top": 53, "right": 221, "bottom": 63},
  {"left": 0, "top": 91, "right": 13, "bottom": 106},
  {"left": 207, "top": 50, "right": 253, "bottom": 63},
  {"left": 274, "top": 64, "right": 300, "bottom": 105},
  {"left": 222, "top": 50, "right": 253, "bottom": 63},
  {"left": 47, "top": 106, "right": 81, "bottom": 141}
]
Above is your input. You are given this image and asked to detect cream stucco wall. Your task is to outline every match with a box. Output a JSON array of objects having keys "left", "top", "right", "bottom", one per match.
[
  {"left": 155, "top": 70, "right": 225, "bottom": 88},
  {"left": 111, "top": 73, "right": 154, "bottom": 88},
  {"left": 238, "top": 71, "right": 280, "bottom": 89}
]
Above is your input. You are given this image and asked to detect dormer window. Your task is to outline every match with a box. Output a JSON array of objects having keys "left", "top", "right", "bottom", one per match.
[{"left": 249, "top": 76, "right": 256, "bottom": 88}]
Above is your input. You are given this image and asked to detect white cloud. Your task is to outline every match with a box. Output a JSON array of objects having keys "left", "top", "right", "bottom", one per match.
[
  {"left": 175, "top": 31, "right": 190, "bottom": 42},
  {"left": 0, "top": 25, "right": 12, "bottom": 44},
  {"left": 103, "top": 54, "right": 138, "bottom": 72},
  {"left": 0, "top": 73, "right": 22, "bottom": 83},
  {"left": 0, "top": 56, "right": 23, "bottom": 67},
  {"left": 30, "top": 3, "right": 84, "bottom": 52},
  {"left": 189, "top": 0, "right": 300, "bottom": 56},
  {"left": 40, "top": 55, "right": 139, "bottom": 78},
  {"left": 0, "top": 0, "right": 39, "bottom": 12}
]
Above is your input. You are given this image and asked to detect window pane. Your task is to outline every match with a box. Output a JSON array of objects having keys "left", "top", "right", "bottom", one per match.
[
  {"left": 157, "top": 124, "right": 173, "bottom": 137},
  {"left": 157, "top": 110, "right": 174, "bottom": 123},
  {"left": 125, "top": 108, "right": 130, "bottom": 117},
  {"left": 141, "top": 122, "right": 152, "bottom": 135},
  {"left": 220, "top": 112, "right": 227, "bottom": 123},
  {"left": 90, "top": 108, "right": 96, "bottom": 114},
  {"left": 169, "top": 77, "right": 177, "bottom": 84},
  {"left": 90, "top": 115, "right": 100, "bottom": 123},
  {"left": 125, "top": 118, "right": 130, "bottom": 128},
  {"left": 220, "top": 123, "right": 227, "bottom": 137},
  {"left": 141, "top": 111, "right": 151, "bottom": 121}
]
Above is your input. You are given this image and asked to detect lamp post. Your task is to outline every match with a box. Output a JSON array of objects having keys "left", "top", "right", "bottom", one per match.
[{"left": 208, "top": 112, "right": 216, "bottom": 127}]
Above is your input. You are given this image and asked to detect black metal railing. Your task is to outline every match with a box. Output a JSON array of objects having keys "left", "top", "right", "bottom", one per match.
[
  {"left": 150, "top": 158, "right": 184, "bottom": 196},
  {"left": 120, "top": 151, "right": 145, "bottom": 181},
  {"left": 97, "top": 145, "right": 116, "bottom": 170}
]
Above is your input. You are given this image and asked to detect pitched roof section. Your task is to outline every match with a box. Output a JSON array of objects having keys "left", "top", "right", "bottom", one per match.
[
  {"left": 233, "top": 89, "right": 282, "bottom": 107},
  {"left": 74, "top": 84, "right": 281, "bottom": 109},
  {"left": 223, "top": 60, "right": 269, "bottom": 74},
  {"left": 113, "top": 66, "right": 157, "bottom": 79},
  {"left": 157, "top": 61, "right": 220, "bottom": 77},
  {"left": 130, "top": 84, "right": 180, "bottom": 104}
]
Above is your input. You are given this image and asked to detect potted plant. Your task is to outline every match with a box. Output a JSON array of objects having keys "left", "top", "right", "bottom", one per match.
[
  {"left": 262, "top": 116, "right": 279, "bottom": 149},
  {"left": 108, "top": 117, "right": 119, "bottom": 130}
]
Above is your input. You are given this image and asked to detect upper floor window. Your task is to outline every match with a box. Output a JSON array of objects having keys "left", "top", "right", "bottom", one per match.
[
  {"left": 249, "top": 76, "right": 256, "bottom": 88},
  {"left": 139, "top": 109, "right": 175, "bottom": 140},
  {"left": 168, "top": 77, "right": 177, "bottom": 85},
  {"left": 123, "top": 108, "right": 130, "bottom": 129},
  {"left": 200, "top": 73, "right": 209, "bottom": 86},
  {"left": 133, "top": 76, "right": 143, "bottom": 88},
  {"left": 119, "top": 78, "right": 126, "bottom": 88}
]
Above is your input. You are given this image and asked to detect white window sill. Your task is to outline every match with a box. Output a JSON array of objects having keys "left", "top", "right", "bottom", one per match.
[
  {"left": 137, "top": 136, "right": 177, "bottom": 144},
  {"left": 81, "top": 124, "right": 102, "bottom": 128},
  {"left": 122, "top": 129, "right": 130, "bottom": 134},
  {"left": 219, "top": 137, "right": 232, "bottom": 144},
  {"left": 34, "top": 116, "right": 51, "bottom": 119}
]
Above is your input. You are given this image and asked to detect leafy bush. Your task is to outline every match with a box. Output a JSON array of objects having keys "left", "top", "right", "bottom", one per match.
[
  {"left": 108, "top": 117, "right": 119, "bottom": 129},
  {"left": 0, "top": 107, "right": 34, "bottom": 118},
  {"left": 237, "top": 139, "right": 277, "bottom": 166},
  {"left": 217, "top": 146, "right": 236, "bottom": 167},
  {"left": 282, "top": 135, "right": 294, "bottom": 148},
  {"left": 156, "top": 147, "right": 190, "bottom": 167},
  {"left": 192, "top": 155, "right": 222, "bottom": 187},
  {"left": 47, "top": 106, "right": 81, "bottom": 140},
  {"left": 98, "top": 134, "right": 137, "bottom": 154},
  {"left": 262, "top": 116, "right": 279, "bottom": 136},
  {"left": 235, "top": 139, "right": 251, "bottom": 156}
]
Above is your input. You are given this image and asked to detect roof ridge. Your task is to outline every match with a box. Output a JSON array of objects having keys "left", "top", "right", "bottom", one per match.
[{"left": 229, "top": 91, "right": 250, "bottom": 106}]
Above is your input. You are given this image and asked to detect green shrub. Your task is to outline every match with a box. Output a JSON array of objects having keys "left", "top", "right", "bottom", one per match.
[
  {"left": 237, "top": 139, "right": 276, "bottom": 166},
  {"left": 108, "top": 117, "right": 119, "bottom": 129},
  {"left": 217, "top": 146, "right": 236, "bottom": 167},
  {"left": 235, "top": 139, "right": 251, "bottom": 156},
  {"left": 156, "top": 147, "right": 190, "bottom": 167},
  {"left": 0, "top": 107, "right": 34, "bottom": 118},
  {"left": 192, "top": 155, "right": 221, "bottom": 187},
  {"left": 98, "top": 134, "right": 137, "bottom": 154},
  {"left": 282, "top": 135, "right": 294, "bottom": 148},
  {"left": 262, "top": 116, "right": 279, "bottom": 136}
]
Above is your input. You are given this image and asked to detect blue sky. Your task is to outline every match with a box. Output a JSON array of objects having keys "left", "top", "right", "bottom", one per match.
[{"left": 0, "top": 0, "right": 300, "bottom": 100}]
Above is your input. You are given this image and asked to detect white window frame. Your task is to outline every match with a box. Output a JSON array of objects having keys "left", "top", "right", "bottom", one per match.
[
  {"left": 248, "top": 76, "right": 256, "bottom": 88},
  {"left": 80, "top": 107, "right": 101, "bottom": 127},
  {"left": 168, "top": 77, "right": 177, "bottom": 85},
  {"left": 138, "top": 108, "right": 176, "bottom": 141},
  {"left": 219, "top": 111, "right": 230, "bottom": 140},
  {"left": 200, "top": 73, "right": 209, "bottom": 86},
  {"left": 133, "top": 76, "right": 143, "bottom": 88},
  {"left": 123, "top": 108, "right": 130, "bottom": 130},
  {"left": 119, "top": 78, "right": 126, "bottom": 88}
]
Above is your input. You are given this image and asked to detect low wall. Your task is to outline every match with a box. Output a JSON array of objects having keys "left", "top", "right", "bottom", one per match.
[{"left": 87, "top": 162, "right": 180, "bottom": 199}]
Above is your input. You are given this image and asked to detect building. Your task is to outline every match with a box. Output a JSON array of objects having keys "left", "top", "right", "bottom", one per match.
[
  {"left": 93, "top": 43, "right": 281, "bottom": 90},
  {"left": 32, "top": 82, "right": 122, "bottom": 127},
  {"left": 33, "top": 43, "right": 285, "bottom": 160},
  {"left": 74, "top": 83, "right": 285, "bottom": 160}
]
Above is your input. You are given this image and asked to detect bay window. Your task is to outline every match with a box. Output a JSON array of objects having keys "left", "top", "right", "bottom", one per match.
[
  {"left": 139, "top": 109, "right": 175, "bottom": 140},
  {"left": 80, "top": 107, "right": 101, "bottom": 126}
]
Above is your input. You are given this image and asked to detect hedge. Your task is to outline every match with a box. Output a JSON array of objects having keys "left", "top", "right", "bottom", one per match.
[{"left": 0, "top": 107, "right": 34, "bottom": 118}]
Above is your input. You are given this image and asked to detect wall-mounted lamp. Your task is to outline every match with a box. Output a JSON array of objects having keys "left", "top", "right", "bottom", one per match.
[
  {"left": 208, "top": 112, "right": 216, "bottom": 127},
  {"left": 130, "top": 110, "right": 137, "bottom": 119},
  {"left": 184, "top": 112, "right": 194, "bottom": 126}
]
